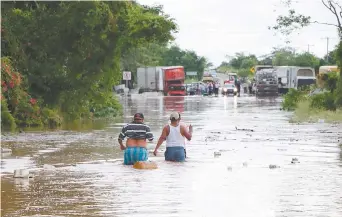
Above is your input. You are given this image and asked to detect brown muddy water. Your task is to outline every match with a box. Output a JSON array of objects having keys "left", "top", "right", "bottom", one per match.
[{"left": 1, "top": 93, "right": 342, "bottom": 217}]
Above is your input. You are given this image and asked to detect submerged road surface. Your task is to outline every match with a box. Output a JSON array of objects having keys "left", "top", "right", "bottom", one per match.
[{"left": 1, "top": 93, "right": 342, "bottom": 217}]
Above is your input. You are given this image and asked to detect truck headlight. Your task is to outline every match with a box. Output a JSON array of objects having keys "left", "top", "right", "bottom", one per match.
[
  {"left": 234, "top": 88, "right": 237, "bottom": 92},
  {"left": 223, "top": 88, "right": 227, "bottom": 91}
]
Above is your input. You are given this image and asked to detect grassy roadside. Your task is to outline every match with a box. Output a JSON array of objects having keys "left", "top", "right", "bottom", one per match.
[{"left": 290, "top": 100, "right": 342, "bottom": 123}]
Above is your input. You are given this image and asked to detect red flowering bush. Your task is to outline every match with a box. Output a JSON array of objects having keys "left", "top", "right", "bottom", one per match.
[
  {"left": 29, "top": 98, "right": 37, "bottom": 105},
  {"left": 1, "top": 57, "right": 42, "bottom": 127},
  {"left": 1, "top": 57, "right": 62, "bottom": 128}
]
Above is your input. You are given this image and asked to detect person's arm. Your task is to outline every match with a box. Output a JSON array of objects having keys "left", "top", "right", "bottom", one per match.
[
  {"left": 181, "top": 124, "right": 192, "bottom": 141},
  {"left": 118, "top": 125, "right": 127, "bottom": 150},
  {"left": 146, "top": 125, "right": 154, "bottom": 142},
  {"left": 153, "top": 126, "right": 168, "bottom": 155}
]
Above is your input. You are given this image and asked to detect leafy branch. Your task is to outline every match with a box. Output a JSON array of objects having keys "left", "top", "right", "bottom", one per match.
[{"left": 270, "top": 0, "right": 342, "bottom": 39}]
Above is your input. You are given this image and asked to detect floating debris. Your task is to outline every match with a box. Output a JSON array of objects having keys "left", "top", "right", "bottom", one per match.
[
  {"left": 133, "top": 161, "right": 158, "bottom": 170},
  {"left": 235, "top": 126, "right": 254, "bottom": 132},
  {"left": 277, "top": 149, "right": 287, "bottom": 152},
  {"left": 13, "top": 169, "right": 34, "bottom": 178},
  {"left": 214, "top": 152, "right": 221, "bottom": 157},
  {"left": 1, "top": 148, "right": 12, "bottom": 153},
  {"left": 291, "top": 158, "right": 300, "bottom": 164},
  {"left": 43, "top": 164, "right": 56, "bottom": 170},
  {"left": 269, "top": 164, "right": 280, "bottom": 169},
  {"left": 227, "top": 166, "right": 232, "bottom": 171},
  {"left": 243, "top": 162, "right": 248, "bottom": 167}
]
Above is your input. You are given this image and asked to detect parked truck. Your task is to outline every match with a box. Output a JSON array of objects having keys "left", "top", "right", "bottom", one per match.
[
  {"left": 137, "top": 66, "right": 186, "bottom": 96},
  {"left": 275, "top": 66, "right": 316, "bottom": 94},
  {"left": 255, "top": 68, "right": 279, "bottom": 97}
]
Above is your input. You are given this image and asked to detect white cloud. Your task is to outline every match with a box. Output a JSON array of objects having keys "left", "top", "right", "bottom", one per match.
[{"left": 138, "top": 0, "right": 340, "bottom": 66}]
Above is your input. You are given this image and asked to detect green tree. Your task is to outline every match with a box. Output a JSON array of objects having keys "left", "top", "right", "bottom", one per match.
[
  {"left": 1, "top": 1, "right": 178, "bottom": 125},
  {"left": 159, "top": 45, "right": 209, "bottom": 80},
  {"left": 220, "top": 53, "right": 258, "bottom": 77},
  {"left": 293, "top": 53, "right": 320, "bottom": 68}
]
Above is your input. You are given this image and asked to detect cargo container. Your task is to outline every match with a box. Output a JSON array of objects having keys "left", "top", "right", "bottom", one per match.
[{"left": 137, "top": 66, "right": 186, "bottom": 96}]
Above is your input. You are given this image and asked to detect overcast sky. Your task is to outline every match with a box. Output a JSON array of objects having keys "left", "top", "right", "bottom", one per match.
[{"left": 138, "top": 0, "right": 340, "bottom": 67}]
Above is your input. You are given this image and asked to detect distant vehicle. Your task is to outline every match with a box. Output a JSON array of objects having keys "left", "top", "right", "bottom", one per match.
[
  {"left": 137, "top": 66, "right": 186, "bottom": 96},
  {"left": 224, "top": 73, "right": 238, "bottom": 85},
  {"left": 202, "top": 74, "right": 214, "bottom": 83},
  {"left": 318, "top": 65, "right": 339, "bottom": 75},
  {"left": 221, "top": 83, "right": 237, "bottom": 96},
  {"left": 275, "top": 66, "right": 316, "bottom": 94},
  {"left": 255, "top": 68, "right": 278, "bottom": 97}
]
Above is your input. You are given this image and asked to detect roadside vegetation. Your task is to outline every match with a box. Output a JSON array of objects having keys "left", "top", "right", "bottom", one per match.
[
  {"left": 1, "top": 1, "right": 209, "bottom": 130},
  {"left": 269, "top": 0, "right": 342, "bottom": 122}
]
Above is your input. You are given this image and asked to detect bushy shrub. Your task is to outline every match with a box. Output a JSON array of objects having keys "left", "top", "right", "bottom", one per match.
[
  {"left": 335, "top": 78, "right": 342, "bottom": 107},
  {"left": 322, "top": 73, "right": 339, "bottom": 92},
  {"left": 310, "top": 92, "right": 336, "bottom": 111},
  {"left": 1, "top": 98, "right": 16, "bottom": 130},
  {"left": 41, "top": 108, "right": 62, "bottom": 128},
  {"left": 92, "top": 95, "right": 123, "bottom": 118},
  {"left": 282, "top": 88, "right": 306, "bottom": 111}
]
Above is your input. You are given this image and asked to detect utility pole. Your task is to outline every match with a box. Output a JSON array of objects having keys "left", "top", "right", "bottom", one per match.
[
  {"left": 307, "top": 44, "right": 314, "bottom": 53},
  {"left": 322, "top": 37, "right": 329, "bottom": 62}
]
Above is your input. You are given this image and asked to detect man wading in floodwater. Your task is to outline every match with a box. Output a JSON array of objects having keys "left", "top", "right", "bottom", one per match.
[
  {"left": 118, "top": 113, "right": 154, "bottom": 165},
  {"left": 153, "top": 112, "right": 192, "bottom": 162}
]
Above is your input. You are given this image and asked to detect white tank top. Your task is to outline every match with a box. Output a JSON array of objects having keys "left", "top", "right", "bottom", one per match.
[{"left": 166, "top": 124, "right": 185, "bottom": 148}]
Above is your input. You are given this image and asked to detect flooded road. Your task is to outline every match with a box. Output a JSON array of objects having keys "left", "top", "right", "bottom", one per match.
[{"left": 1, "top": 93, "right": 342, "bottom": 217}]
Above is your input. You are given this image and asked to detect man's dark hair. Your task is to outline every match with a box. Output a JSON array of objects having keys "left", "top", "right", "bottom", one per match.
[{"left": 134, "top": 113, "right": 144, "bottom": 120}]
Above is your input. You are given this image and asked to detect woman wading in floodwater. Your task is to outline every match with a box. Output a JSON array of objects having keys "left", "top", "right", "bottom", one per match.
[{"left": 153, "top": 112, "right": 192, "bottom": 162}]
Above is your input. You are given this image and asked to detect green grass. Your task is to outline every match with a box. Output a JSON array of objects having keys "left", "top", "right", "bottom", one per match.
[{"left": 290, "top": 100, "right": 342, "bottom": 123}]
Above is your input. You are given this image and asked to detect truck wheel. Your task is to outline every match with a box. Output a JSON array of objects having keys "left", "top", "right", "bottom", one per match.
[{"left": 138, "top": 88, "right": 143, "bottom": 94}]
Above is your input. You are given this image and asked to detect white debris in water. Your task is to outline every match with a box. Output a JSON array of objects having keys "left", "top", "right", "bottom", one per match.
[
  {"left": 269, "top": 164, "right": 280, "bottom": 169},
  {"left": 43, "top": 164, "right": 56, "bottom": 170},
  {"left": 1, "top": 148, "right": 12, "bottom": 153},
  {"left": 318, "top": 119, "right": 325, "bottom": 123},
  {"left": 13, "top": 169, "right": 34, "bottom": 178},
  {"left": 214, "top": 151, "right": 221, "bottom": 157}
]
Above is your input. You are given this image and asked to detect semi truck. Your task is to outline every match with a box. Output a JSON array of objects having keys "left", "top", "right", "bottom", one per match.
[
  {"left": 255, "top": 68, "right": 279, "bottom": 97},
  {"left": 137, "top": 66, "right": 186, "bottom": 96}
]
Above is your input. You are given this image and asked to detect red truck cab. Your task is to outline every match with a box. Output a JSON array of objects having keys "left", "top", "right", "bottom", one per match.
[
  {"left": 163, "top": 67, "right": 186, "bottom": 96},
  {"left": 167, "top": 84, "right": 186, "bottom": 96}
]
